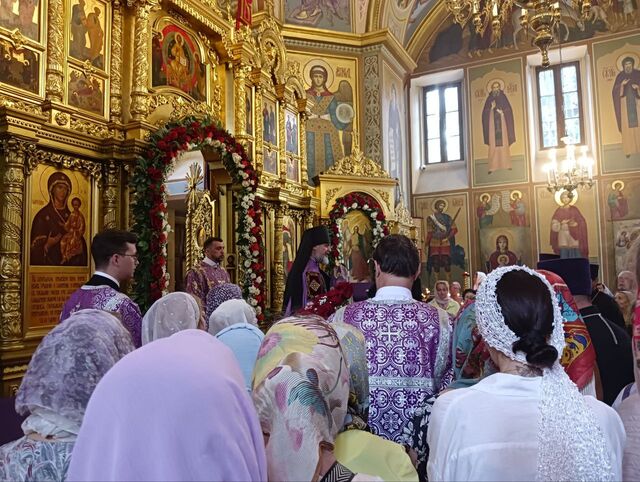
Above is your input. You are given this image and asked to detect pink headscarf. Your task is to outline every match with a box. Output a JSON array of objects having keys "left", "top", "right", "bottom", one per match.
[{"left": 67, "top": 330, "right": 267, "bottom": 481}]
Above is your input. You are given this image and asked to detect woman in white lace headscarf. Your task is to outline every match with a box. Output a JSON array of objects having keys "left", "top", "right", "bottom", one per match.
[
  {"left": 141, "top": 292, "right": 202, "bottom": 345},
  {"left": 0, "top": 309, "right": 134, "bottom": 482},
  {"left": 427, "top": 266, "right": 625, "bottom": 481},
  {"left": 208, "top": 298, "right": 257, "bottom": 336}
]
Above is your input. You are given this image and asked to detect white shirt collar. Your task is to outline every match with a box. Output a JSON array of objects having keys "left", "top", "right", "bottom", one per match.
[
  {"left": 202, "top": 257, "right": 219, "bottom": 267},
  {"left": 93, "top": 271, "right": 120, "bottom": 287},
  {"left": 373, "top": 286, "right": 413, "bottom": 301}
]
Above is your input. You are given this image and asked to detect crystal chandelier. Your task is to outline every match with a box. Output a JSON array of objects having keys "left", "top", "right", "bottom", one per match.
[
  {"left": 544, "top": 136, "right": 594, "bottom": 194},
  {"left": 445, "top": 0, "right": 592, "bottom": 67}
]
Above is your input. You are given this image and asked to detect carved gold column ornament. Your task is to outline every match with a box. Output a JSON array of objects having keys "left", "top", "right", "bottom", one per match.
[
  {"left": 0, "top": 139, "right": 30, "bottom": 342},
  {"left": 253, "top": 76, "right": 264, "bottom": 172},
  {"left": 272, "top": 204, "right": 285, "bottom": 313},
  {"left": 45, "top": 0, "right": 64, "bottom": 102},
  {"left": 128, "top": 0, "right": 158, "bottom": 121},
  {"left": 110, "top": 0, "right": 124, "bottom": 121},
  {"left": 276, "top": 89, "right": 286, "bottom": 180},
  {"left": 298, "top": 102, "right": 308, "bottom": 186},
  {"left": 233, "top": 63, "right": 248, "bottom": 136},
  {"left": 102, "top": 161, "right": 120, "bottom": 229}
]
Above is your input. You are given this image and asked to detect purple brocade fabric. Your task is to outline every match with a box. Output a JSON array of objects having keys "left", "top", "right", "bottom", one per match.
[
  {"left": 340, "top": 300, "right": 453, "bottom": 444},
  {"left": 60, "top": 286, "right": 142, "bottom": 348},
  {"left": 185, "top": 261, "right": 231, "bottom": 308}
]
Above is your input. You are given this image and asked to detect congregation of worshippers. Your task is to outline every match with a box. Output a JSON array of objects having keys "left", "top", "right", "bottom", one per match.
[{"left": 1, "top": 226, "right": 639, "bottom": 482}]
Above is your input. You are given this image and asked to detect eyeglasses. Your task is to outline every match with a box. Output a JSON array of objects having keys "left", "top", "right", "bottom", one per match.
[{"left": 118, "top": 253, "right": 139, "bottom": 262}]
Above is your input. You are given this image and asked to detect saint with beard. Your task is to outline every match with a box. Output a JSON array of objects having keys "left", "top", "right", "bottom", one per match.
[
  {"left": 613, "top": 56, "right": 640, "bottom": 157},
  {"left": 481, "top": 81, "right": 515, "bottom": 173}
]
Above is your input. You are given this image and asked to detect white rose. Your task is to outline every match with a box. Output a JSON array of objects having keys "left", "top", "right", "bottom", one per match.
[
  {"left": 351, "top": 203, "right": 357, "bottom": 209},
  {"left": 255, "top": 276, "right": 262, "bottom": 284},
  {"left": 363, "top": 204, "right": 369, "bottom": 210},
  {"left": 232, "top": 153, "right": 242, "bottom": 163},
  {"left": 249, "top": 299, "right": 257, "bottom": 306},
  {"left": 244, "top": 260, "right": 251, "bottom": 268}
]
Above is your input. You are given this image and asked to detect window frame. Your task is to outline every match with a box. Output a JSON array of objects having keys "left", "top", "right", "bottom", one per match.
[
  {"left": 535, "top": 60, "right": 585, "bottom": 150},
  {"left": 422, "top": 81, "right": 464, "bottom": 164}
]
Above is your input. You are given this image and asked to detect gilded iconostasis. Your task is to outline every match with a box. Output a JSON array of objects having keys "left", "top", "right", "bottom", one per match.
[{"left": 0, "top": 0, "right": 639, "bottom": 393}]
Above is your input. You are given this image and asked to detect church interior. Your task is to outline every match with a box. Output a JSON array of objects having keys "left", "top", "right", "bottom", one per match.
[{"left": 0, "top": 0, "right": 639, "bottom": 475}]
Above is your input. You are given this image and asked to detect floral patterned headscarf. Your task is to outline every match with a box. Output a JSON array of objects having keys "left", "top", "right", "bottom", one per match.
[
  {"left": 252, "top": 315, "right": 350, "bottom": 482},
  {"left": 205, "top": 283, "right": 243, "bottom": 321}
]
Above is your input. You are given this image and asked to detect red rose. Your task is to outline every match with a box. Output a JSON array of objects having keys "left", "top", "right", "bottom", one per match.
[{"left": 377, "top": 212, "right": 385, "bottom": 221}]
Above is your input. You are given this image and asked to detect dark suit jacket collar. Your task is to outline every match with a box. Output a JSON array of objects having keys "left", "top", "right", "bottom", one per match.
[{"left": 86, "top": 274, "right": 120, "bottom": 292}]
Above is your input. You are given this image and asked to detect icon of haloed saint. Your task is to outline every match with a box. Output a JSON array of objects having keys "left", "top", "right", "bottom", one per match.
[
  {"left": 482, "top": 79, "right": 515, "bottom": 174},
  {"left": 30, "top": 171, "right": 88, "bottom": 266}
]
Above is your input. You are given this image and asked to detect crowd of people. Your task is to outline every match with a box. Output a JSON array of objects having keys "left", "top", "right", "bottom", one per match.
[{"left": 0, "top": 227, "right": 638, "bottom": 481}]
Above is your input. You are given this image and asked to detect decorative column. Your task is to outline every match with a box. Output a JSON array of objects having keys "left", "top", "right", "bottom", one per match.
[
  {"left": 129, "top": 0, "right": 157, "bottom": 121},
  {"left": 363, "top": 52, "right": 382, "bottom": 164},
  {"left": 298, "top": 107, "right": 309, "bottom": 186},
  {"left": 110, "top": 0, "right": 124, "bottom": 121},
  {"left": 271, "top": 205, "right": 285, "bottom": 313},
  {"left": 233, "top": 63, "right": 248, "bottom": 136},
  {"left": 303, "top": 211, "right": 314, "bottom": 230},
  {"left": 253, "top": 82, "right": 264, "bottom": 172},
  {"left": 102, "top": 161, "right": 120, "bottom": 229},
  {"left": 0, "top": 139, "right": 29, "bottom": 342},
  {"left": 45, "top": 0, "right": 64, "bottom": 102}
]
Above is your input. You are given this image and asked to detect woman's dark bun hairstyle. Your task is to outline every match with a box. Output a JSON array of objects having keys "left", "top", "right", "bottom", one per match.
[{"left": 496, "top": 270, "right": 558, "bottom": 369}]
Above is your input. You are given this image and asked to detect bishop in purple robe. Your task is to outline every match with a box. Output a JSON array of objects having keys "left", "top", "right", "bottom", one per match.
[
  {"left": 330, "top": 235, "right": 453, "bottom": 446},
  {"left": 283, "top": 226, "right": 331, "bottom": 316},
  {"left": 185, "top": 236, "right": 230, "bottom": 309},
  {"left": 60, "top": 230, "right": 143, "bottom": 347}
]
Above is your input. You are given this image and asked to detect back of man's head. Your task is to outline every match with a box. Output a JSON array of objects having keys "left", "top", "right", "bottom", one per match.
[
  {"left": 372, "top": 235, "right": 420, "bottom": 279},
  {"left": 92, "top": 229, "right": 138, "bottom": 269}
]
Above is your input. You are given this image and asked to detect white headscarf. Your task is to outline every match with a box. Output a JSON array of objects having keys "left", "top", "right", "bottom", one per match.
[
  {"left": 476, "top": 265, "right": 614, "bottom": 481},
  {"left": 208, "top": 299, "right": 257, "bottom": 336},
  {"left": 142, "top": 292, "right": 201, "bottom": 345}
]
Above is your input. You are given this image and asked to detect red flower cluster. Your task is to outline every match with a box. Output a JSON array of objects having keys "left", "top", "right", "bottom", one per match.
[{"left": 298, "top": 281, "right": 354, "bottom": 319}]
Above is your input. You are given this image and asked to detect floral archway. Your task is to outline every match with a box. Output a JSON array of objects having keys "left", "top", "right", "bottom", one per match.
[
  {"left": 131, "top": 116, "right": 265, "bottom": 322},
  {"left": 327, "top": 191, "right": 389, "bottom": 270}
]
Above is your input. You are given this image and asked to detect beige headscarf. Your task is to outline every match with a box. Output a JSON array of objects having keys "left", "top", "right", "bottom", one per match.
[
  {"left": 208, "top": 299, "right": 257, "bottom": 336},
  {"left": 141, "top": 292, "right": 201, "bottom": 345}
]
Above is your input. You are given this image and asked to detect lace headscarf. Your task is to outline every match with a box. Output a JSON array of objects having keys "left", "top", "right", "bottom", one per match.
[
  {"left": 16, "top": 309, "right": 134, "bottom": 440},
  {"left": 208, "top": 299, "right": 257, "bottom": 336},
  {"left": 252, "top": 315, "right": 349, "bottom": 481},
  {"left": 205, "top": 283, "right": 243, "bottom": 320},
  {"left": 141, "top": 292, "right": 200, "bottom": 345},
  {"left": 476, "top": 265, "right": 614, "bottom": 481}
]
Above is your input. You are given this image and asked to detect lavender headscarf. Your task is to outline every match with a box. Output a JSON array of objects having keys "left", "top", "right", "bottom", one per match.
[
  {"left": 67, "top": 329, "right": 267, "bottom": 481},
  {"left": 205, "top": 282, "right": 243, "bottom": 320},
  {"left": 141, "top": 292, "right": 201, "bottom": 345},
  {"left": 16, "top": 309, "right": 134, "bottom": 440}
]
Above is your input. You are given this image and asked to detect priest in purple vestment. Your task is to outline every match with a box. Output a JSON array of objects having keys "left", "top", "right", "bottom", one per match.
[
  {"left": 60, "top": 229, "right": 143, "bottom": 347},
  {"left": 184, "top": 236, "right": 231, "bottom": 309},
  {"left": 283, "top": 226, "right": 331, "bottom": 316},
  {"left": 330, "top": 234, "right": 453, "bottom": 446}
]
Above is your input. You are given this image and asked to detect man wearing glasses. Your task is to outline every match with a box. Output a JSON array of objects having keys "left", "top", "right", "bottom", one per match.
[{"left": 60, "top": 229, "right": 143, "bottom": 347}]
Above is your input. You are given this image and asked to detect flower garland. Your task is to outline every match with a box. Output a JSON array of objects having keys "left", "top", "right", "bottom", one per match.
[
  {"left": 327, "top": 192, "right": 389, "bottom": 270},
  {"left": 131, "top": 116, "right": 265, "bottom": 321}
]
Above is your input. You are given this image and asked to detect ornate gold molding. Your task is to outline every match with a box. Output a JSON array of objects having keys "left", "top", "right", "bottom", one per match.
[
  {"left": 0, "top": 95, "right": 43, "bottom": 117},
  {"left": 102, "top": 161, "right": 120, "bottom": 229},
  {"left": 149, "top": 94, "right": 217, "bottom": 125},
  {"left": 325, "top": 187, "right": 341, "bottom": 209},
  {"left": 323, "top": 147, "right": 391, "bottom": 179},
  {"left": 22, "top": 143, "right": 103, "bottom": 183},
  {"left": 3, "top": 364, "right": 28, "bottom": 374},
  {"left": 271, "top": 204, "right": 285, "bottom": 313},
  {"left": 129, "top": 0, "right": 159, "bottom": 120},
  {"left": 233, "top": 64, "right": 249, "bottom": 135},
  {"left": 110, "top": 0, "right": 124, "bottom": 121},
  {"left": 373, "top": 189, "right": 391, "bottom": 211},
  {"left": 45, "top": 0, "right": 64, "bottom": 102},
  {"left": 69, "top": 118, "right": 112, "bottom": 139},
  {"left": 0, "top": 138, "right": 28, "bottom": 342}
]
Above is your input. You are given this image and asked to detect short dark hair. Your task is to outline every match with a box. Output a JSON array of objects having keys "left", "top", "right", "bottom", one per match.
[
  {"left": 372, "top": 235, "right": 420, "bottom": 278},
  {"left": 203, "top": 237, "right": 223, "bottom": 250},
  {"left": 462, "top": 288, "right": 476, "bottom": 298},
  {"left": 91, "top": 229, "right": 137, "bottom": 268},
  {"left": 496, "top": 270, "right": 558, "bottom": 369}
]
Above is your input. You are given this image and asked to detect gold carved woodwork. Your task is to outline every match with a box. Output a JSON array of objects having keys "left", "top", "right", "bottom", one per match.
[
  {"left": 110, "top": 0, "right": 124, "bottom": 121},
  {"left": 149, "top": 94, "right": 218, "bottom": 126},
  {"left": 45, "top": 0, "right": 64, "bottom": 102},
  {"left": 69, "top": 118, "right": 113, "bottom": 139},
  {"left": 22, "top": 144, "right": 103, "bottom": 183},
  {"left": 185, "top": 163, "right": 215, "bottom": 271},
  {"left": 373, "top": 189, "right": 391, "bottom": 211},
  {"left": 324, "top": 147, "right": 392, "bottom": 179},
  {"left": 129, "top": 0, "right": 159, "bottom": 121},
  {"left": 0, "top": 95, "right": 43, "bottom": 117},
  {"left": 0, "top": 139, "right": 28, "bottom": 341},
  {"left": 233, "top": 64, "right": 249, "bottom": 136},
  {"left": 325, "top": 187, "right": 340, "bottom": 209},
  {"left": 103, "top": 162, "right": 120, "bottom": 229},
  {"left": 271, "top": 204, "right": 285, "bottom": 313}
]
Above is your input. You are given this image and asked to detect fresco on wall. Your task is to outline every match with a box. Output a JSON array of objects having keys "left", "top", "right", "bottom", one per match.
[
  {"left": 68, "top": 68, "right": 104, "bottom": 115},
  {"left": 287, "top": 52, "right": 358, "bottom": 185},
  {"left": 382, "top": 62, "right": 406, "bottom": 206},
  {"left": 535, "top": 185, "right": 599, "bottom": 262},
  {"left": 403, "top": 0, "right": 437, "bottom": 46},
  {"left": 603, "top": 178, "right": 640, "bottom": 274},
  {"left": 0, "top": 0, "right": 40, "bottom": 40},
  {"left": 469, "top": 59, "right": 528, "bottom": 186},
  {"left": 69, "top": 0, "right": 107, "bottom": 69},
  {"left": 416, "top": 2, "right": 638, "bottom": 72},
  {"left": 593, "top": 34, "right": 640, "bottom": 173},
  {"left": 0, "top": 40, "right": 39, "bottom": 94},
  {"left": 151, "top": 22, "right": 207, "bottom": 101},
  {"left": 475, "top": 188, "right": 532, "bottom": 272},
  {"left": 284, "top": 0, "right": 351, "bottom": 32},
  {"left": 415, "top": 193, "right": 470, "bottom": 290}
]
